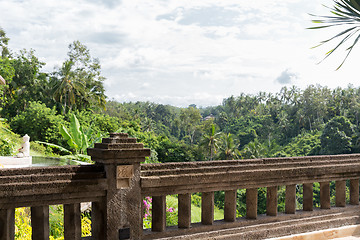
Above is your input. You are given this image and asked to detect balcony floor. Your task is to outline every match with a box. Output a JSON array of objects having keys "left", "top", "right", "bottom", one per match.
[
  {"left": 269, "top": 225, "right": 360, "bottom": 240},
  {"left": 336, "top": 237, "right": 360, "bottom": 240}
]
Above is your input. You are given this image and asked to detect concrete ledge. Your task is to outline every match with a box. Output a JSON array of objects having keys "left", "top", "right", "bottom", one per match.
[
  {"left": 268, "top": 225, "right": 360, "bottom": 240},
  {"left": 0, "top": 156, "right": 32, "bottom": 167}
]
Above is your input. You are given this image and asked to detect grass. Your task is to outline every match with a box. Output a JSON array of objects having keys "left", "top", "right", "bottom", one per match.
[
  {"left": 166, "top": 195, "right": 224, "bottom": 224},
  {"left": 0, "top": 119, "right": 49, "bottom": 157}
]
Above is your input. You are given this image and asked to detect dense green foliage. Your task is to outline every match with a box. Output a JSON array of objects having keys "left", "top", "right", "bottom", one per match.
[
  {"left": 10, "top": 101, "right": 65, "bottom": 144},
  {"left": 1, "top": 25, "right": 360, "bottom": 237},
  {"left": 2, "top": 26, "right": 360, "bottom": 162}
]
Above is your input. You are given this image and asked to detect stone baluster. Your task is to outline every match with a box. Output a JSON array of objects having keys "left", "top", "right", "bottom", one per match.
[
  {"left": 152, "top": 196, "right": 166, "bottom": 232},
  {"left": 285, "top": 185, "right": 296, "bottom": 214},
  {"left": 350, "top": 179, "right": 359, "bottom": 205},
  {"left": 336, "top": 180, "right": 346, "bottom": 207},
  {"left": 303, "top": 183, "right": 313, "bottom": 211},
  {"left": 178, "top": 193, "right": 191, "bottom": 228},
  {"left": 266, "top": 186, "right": 278, "bottom": 216},
  {"left": 224, "top": 190, "right": 237, "bottom": 222},
  {"left": 87, "top": 133, "right": 150, "bottom": 240},
  {"left": 0, "top": 208, "right": 15, "bottom": 240},
  {"left": 320, "top": 182, "right": 331, "bottom": 209},
  {"left": 246, "top": 188, "right": 257, "bottom": 219},
  {"left": 201, "top": 192, "right": 214, "bottom": 225},
  {"left": 31, "top": 206, "right": 49, "bottom": 240},
  {"left": 64, "top": 203, "right": 81, "bottom": 240},
  {"left": 91, "top": 201, "right": 105, "bottom": 239}
]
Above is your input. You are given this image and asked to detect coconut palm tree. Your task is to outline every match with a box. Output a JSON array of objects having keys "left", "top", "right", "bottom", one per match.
[
  {"left": 201, "top": 124, "right": 222, "bottom": 160},
  {"left": 51, "top": 60, "right": 86, "bottom": 115},
  {"left": 241, "top": 138, "right": 266, "bottom": 159},
  {"left": 220, "top": 133, "right": 241, "bottom": 160},
  {"left": 310, "top": 0, "right": 360, "bottom": 69}
]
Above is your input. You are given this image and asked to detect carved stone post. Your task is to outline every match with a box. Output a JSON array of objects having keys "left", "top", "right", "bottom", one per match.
[
  {"left": 303, "top": 183, "right": 313, "bottom": 211},
  {"left": 320, "top": 182, "right": 331, "bottom": 209},
  {"left": 285, "top": 185, "right": 296, "bottom": 214},
  {"left": 201, "top": 192, "right": 214, "bottom": 225},
  {"left": 266, "top": 186, "right": 278, "bottom": 216},
  {"left": 246, "top": 188, "right": 258, "bottom": 219},
  {"left": 152, "top": 196, "right": 166, "bottom": 232},
  {"left": 31, "top": 206, "right": 49, "bottom": 240},
  {"left": 64, "top": 203, "right": 81, "bottom": 240},
  {"left": 350, "top": 179, "right": 359, "bottom": 205},
  {"left": 336, "top": 180, "right": 346, "bottom": 207},
  {"left": 0, "top": 209, "right": 14, "bottom": 240},
  {"left": 224, "top": 190, "right": 237, "bottom": 222},
  {"left": 178, "top": 193, "right": 191, "bottom": 228},
  {"left": 88, "top": 133, "right": 150, "bottom": 240}
]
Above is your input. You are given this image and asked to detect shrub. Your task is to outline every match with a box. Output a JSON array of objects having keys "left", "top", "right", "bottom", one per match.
[
  {"left": 0, "top": 135, "right": 16, "bottom": 156},
  {"left": 10, "top": 101, "right": 65, "bottom": 144}
]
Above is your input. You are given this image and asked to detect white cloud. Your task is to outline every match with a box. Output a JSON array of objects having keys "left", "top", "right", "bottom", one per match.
[{"left": 0, "top": 0, "right": 358, "bottom": 107}]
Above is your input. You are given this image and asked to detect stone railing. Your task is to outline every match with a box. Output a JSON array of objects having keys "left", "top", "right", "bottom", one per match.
[
  {"left": 0, "top": 164, "right": 107, "bottom": 240},
  {"left": 140, "top": 154, "right": 360, "bottom": 239},
  {"left": 2, "top": 133, "right": 360, "bottom": 239},
  {"left": 0, "top": 132, "right": 151, "bottom": 240}
]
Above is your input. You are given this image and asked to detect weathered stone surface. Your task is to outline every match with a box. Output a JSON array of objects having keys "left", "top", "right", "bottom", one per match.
[
  {"left": 94, "top": 143, "right": 144, "bottom": 149},
  {"left": 303, "top": 183, "right": 313, "bottom": 211},
  {"left": 350, "top": 179, "right": 359, "bottom": 205},
  {"left": 246, "top": 188, "right": 258, "bottom": 219},
  {"left": 224, "top": 190, "right": 237, "bottom": 222},
  {"left": 31, "top": 206, "right": 49, "bottom": 240},
  {"left": 267, "top": 186, "right": 278, "bottom": 216},
  {"left": 320, "top": 182, "right": 331, "bottom": 209},
  {"left": 178, "top": 193, "right": 191, "bottom": 228},
  {"left": 64, "top": 203, "right": 81, "bottom": 240},
  {"left": 152, "top": 196, "right": 166, "bottom": 232},
  {"left": 201, "top": 192, "right": 214, "bottom": 225},
  {"left": 336, "top": 180, "right": 346, "bottom": 207},
  {"left": 0, "top": 208, "right": 14, "bottom": 240},
  {"left": 141, "top": 157, "right": 360, "bottom": 196},
  {"left": 87, "top": 148, "right": 151, "bottom": 161},
  {"left": 285, "top": 185, "right": 296, "bottom": 214},
  {"left": 1, "top": 133, "right": 360, "bottom": 240},
  {"left": 90, "top": 133, "right": 149, "bottom": 239},
  {"left": 143, "top": 206, "right": 360, "bottom": 240}
]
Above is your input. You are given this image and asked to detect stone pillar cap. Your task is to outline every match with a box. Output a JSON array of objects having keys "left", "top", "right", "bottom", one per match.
[{"left": 88, "top": 133, "right": 151, "bottom": 164}]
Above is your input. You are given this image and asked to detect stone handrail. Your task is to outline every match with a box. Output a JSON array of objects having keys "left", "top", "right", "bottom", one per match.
[
  {"left": 1, "top": 133, "right": 360, "bottom": 240},
  {"left": 0, "top": 165, "right": 107, "bottom": 240},
  {"left": 141, "top": 154, "right": 360, "bottom": 239}
]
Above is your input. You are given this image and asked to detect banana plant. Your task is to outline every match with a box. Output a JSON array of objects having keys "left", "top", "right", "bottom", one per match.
[{"left": 59, "top": 114, "right": 100, "bottom": 154}]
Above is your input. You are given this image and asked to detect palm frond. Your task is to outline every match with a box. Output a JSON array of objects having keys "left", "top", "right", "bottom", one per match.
[{"left": 310, "top": 0, "right": 360, "bottom": 69}]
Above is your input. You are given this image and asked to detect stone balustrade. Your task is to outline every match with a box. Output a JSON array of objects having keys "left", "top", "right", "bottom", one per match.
[
  {"left": 1, "top": 134, "right": 360, "bottom": 240},
  {"left": 141, "top": 154, "right": 360, "bottom": 239}
]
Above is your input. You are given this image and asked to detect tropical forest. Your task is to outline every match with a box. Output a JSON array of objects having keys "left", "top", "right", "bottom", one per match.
[{"left": 1, "top": 5, "right": 360, "bottom": 236}]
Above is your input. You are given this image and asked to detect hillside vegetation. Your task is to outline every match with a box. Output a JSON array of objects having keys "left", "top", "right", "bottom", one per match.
[{"left": 1, "top": 27, "right": 360, "bottom": 161}]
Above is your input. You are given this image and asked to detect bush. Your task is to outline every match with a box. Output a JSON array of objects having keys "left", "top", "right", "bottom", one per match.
[
  {"left": 10, "top": 101, "right": 65, "bottom": 144},
  {"left": 72, "top": 110, "right": 121, "bottom": 136},
  {"left": 320, "top": 116, "right": 354, "bottom": 154},
  {"left": 0, "top": 135, "right": 16, "bottom": 156}
]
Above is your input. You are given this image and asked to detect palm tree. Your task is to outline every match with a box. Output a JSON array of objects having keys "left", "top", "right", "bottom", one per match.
[
  {"left": 220, "top": 133, "right": 241, "bottom": 160},
  {"left": 201, "top": 124, "right": 222, "bottom": 160},
  {"left": 241, "top": 138, "right": 266, "bottom": 159},
  {"left": 310, "top": 0, "right": 360, "bottom": 69},
  {"left": 51, "top": 60, "right": 85, "bottom": 114}
]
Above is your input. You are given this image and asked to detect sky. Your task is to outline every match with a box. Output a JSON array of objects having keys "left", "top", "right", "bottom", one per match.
[{"left": 0, "top": 0, "right": 359, "bottom": 107}]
